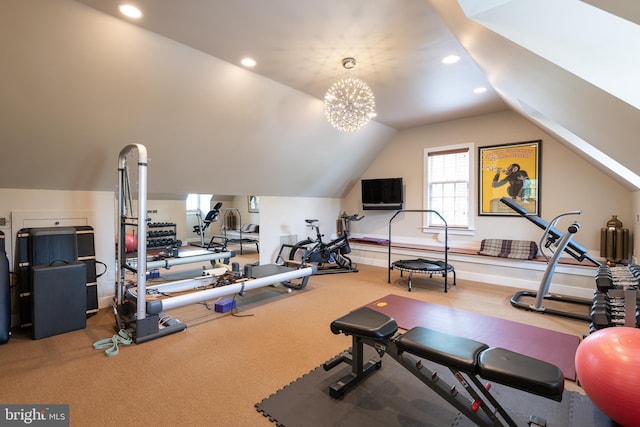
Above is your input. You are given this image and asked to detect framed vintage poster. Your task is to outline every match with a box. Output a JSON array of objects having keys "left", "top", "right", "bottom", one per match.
[{"left": 478, "top": 140, "right": 541, "bottom": 216}]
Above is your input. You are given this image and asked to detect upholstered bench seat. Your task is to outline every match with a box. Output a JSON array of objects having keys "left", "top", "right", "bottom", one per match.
[{"left": 478, "top": 238, "right": 538, "bottom": 260}]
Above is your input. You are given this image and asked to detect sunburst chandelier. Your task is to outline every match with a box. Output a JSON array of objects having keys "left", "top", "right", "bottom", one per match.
[{"left": 323, "top": 58, "right": 376, "bottom": 132}]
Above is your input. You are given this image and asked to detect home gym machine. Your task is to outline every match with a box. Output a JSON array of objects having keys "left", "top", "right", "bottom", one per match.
[
  {"left": 500, "top": 197, "right": 601, "bottom": 321},
  {"left": 191, "top": 202, "right": 225, "bottom": 250},
  {"left": 115, "top": 144, "right": 315, "bottom": 343}
]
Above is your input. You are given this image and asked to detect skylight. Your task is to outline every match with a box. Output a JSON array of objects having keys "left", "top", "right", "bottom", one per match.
[
  {"left": 521, "top": 102, "right": 640, "bottom": 189},
  {"left": 457, "top": 0, "right": 640, "bottom": 109}
]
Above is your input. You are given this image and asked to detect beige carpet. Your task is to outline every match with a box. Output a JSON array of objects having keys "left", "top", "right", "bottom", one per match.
[{"left": 0, "top": 261, "right": 590, "bottom": 426}]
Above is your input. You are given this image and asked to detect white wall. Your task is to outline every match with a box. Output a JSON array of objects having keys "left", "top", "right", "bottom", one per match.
[
  {"left": 0, "top": 191, "right": 209, "bottom": 311},
  {"left": 343, "top": 110, "right": 633, "bottom": 254},
  {"left": 146, "top": 199, "right": 189, "bottom": 243},
  {"left": 258, "top": 197, "right": 342, "bottom": 265},
  {"left": 149, "top": 194, "right": 341, "bottom": 270},
  {"left": 0, "top": 0, "right": 396, "bottom": 198},
  {"left": 226, "top": 195, "right": 261, "bottom": 227},
  {"left": 341, "top": 110, "right": 633, "bottom": 296},
  {"left": 350, "top": 242, "right": 596, "bottom": 298},
  {"left": 2, "top": 110, "right": 635, "bottom": 312},
  {"left": 0, "top": 155, "right": 189, "bottom": 304},
  {"left": 0, "top": 189, "right": 115, "bottom": 309}
]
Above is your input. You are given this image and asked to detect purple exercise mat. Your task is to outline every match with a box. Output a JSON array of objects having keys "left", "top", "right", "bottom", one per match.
[{"left": 365, "top": 294, "right": 580, "bottom": 380}]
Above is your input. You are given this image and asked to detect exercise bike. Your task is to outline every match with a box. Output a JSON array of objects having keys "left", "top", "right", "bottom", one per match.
[{"left": 285, "top": 213, "right": 363, "bottom": 274}]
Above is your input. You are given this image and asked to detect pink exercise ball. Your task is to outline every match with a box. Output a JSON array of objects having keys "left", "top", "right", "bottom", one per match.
[
  {"left": 125, "top": 233, "right": 138, "bottom": 253},
  {"left": 575, "top": 327, "right": 640, "bottom": 427}
]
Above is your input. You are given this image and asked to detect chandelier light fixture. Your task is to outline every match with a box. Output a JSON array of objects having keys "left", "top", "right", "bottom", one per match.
[{"left": 323, "top": 58, "right": 376, "bottom": 132}]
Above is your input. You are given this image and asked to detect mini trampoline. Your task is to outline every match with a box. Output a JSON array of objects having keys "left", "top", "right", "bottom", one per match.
[
  {"left": 388, "top": 210, "right": 455, "bottom": 292},
  {"left": 391, "top": 258, "right": 455, "bottom": 292}
]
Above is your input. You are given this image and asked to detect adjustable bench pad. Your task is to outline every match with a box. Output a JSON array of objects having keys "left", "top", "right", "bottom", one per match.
[
  {"left": 330, "top": 307, "right": 398, "bottom": 340},
  {"left": 479, "top": 347, "right": 564, "bottom": 402},
  {"left": 331, "top": 307, "right": 565, "bottom": 401},
  {"left": 398, "top": 327, "right": 488, "bottom": 374}
]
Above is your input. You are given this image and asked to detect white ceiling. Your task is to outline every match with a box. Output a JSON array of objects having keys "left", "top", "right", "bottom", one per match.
[
  {"left": 71, "top": 0, "right": 640, "bottom": 192},
  {"left": 436, "top": 0, "right": 640, "bottom": 191},
  {"left": 74, "top": 0, "right": 508, "bottom": 130},
  {"left": 1, "top": 0, "right": 639, "bottom": 199}
]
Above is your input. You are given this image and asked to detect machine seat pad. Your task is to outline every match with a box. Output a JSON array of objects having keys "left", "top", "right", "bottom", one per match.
[
  {"left": 397, "top": 327, "right": 489, "bottom": 374},
  {"left": 330, "top": 307, "right": 398, "bottom": 340},
  {"left": 479, "top": 347, "right": 564, "bottom": 402}
]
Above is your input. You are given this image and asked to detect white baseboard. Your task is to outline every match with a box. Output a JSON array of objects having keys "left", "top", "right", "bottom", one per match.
[
  {"left": 350, "top": 244, "right": 596, "bottom": 300},
  {"left": 99, "top": 296, "right": 115, "bottom": 309}
]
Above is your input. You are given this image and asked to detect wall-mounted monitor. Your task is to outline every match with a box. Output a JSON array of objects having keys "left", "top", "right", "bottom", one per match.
[{"left": 361, "top": 177, "right": 403, "bottom": 210}]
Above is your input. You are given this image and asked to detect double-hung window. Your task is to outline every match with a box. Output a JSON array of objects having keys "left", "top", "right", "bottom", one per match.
[{"left": 424, "top": 143, "right": 474, "bottom": 232}]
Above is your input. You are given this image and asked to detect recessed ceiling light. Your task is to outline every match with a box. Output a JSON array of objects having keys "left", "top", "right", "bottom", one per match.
[
  {"left": 118, "top": 4, "right": 143, "bottom": 19},
  {"left": 442, "top": 55, "right": 460, "bottom": 64},
  {"left": 474, "top": 87, "right": 487, "bottom": 94},
  {"left": 241, "top": 58, "right": 257, "bottom": 68}
]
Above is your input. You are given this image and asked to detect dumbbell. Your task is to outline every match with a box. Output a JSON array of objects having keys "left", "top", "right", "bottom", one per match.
[
  {"left": 591, "top": 302, "right": 625, "bottom": 319},
  {"left": 590, "top": 309, "right": 625, "bottom": 329},
  {"left": 591, "top": 295, "right": 625, "bottom": 321},
  {"left": 628, "top": 264, "right": 640, "bottom": 278},
  {"left": 595, "top": 269, "right": 614, "bottom": 291},
  {"left": 593, "top": 292, "right": 625, "bottom": 308},
  {"left": 590, "top": 309, "right": 611, "bottom": 329}
]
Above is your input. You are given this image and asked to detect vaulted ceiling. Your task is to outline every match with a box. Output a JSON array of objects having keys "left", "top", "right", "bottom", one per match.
[
  {"left": 1, "top": 0, "right": 638, "bottom": 198},
  {"left": 439, "top": 0, "right": 640, "bottom": 191},
  {"left": 73, "top": 0, "right": 508, "bottom": 130}
]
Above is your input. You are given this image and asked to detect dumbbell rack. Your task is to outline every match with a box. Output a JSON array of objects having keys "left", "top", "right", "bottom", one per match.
[
  {"left": 146, "top": 222, "right": 177, "bottom": 249},
  {"left": 590, "top": 264, "right": 640, "bottom": 333}
]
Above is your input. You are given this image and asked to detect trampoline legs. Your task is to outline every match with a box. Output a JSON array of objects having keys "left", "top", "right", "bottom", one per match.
[{"left": 394, "top": 265, "right": 455, "bottom": 293}]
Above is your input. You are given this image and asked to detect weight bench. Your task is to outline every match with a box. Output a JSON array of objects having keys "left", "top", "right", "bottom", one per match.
[{"left": 325, "top": 307, "right": 564, "bottom": 427}]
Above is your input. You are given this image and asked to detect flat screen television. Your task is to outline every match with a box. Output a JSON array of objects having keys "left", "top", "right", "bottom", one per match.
[{"left": 361, "top": 177, "right": 403, "bottom": 210}]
